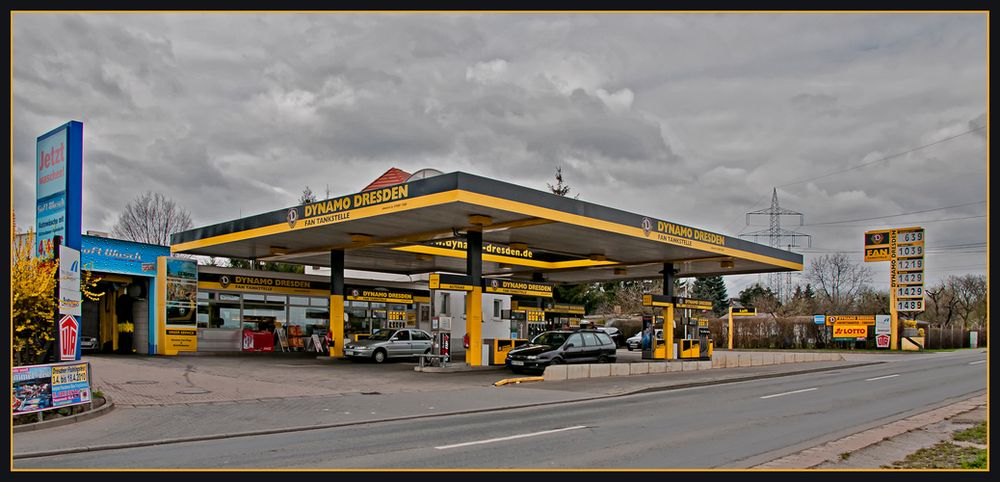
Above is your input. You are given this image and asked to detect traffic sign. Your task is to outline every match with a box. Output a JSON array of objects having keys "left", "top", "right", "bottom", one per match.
[{"left": 814, "top": 315, "right": 826, "bottom": 325}]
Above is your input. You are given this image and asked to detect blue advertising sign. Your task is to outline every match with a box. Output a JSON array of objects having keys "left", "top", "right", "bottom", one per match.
[
  {"left": 35, "top": 121, "right": 83, "bottom": 256},
  {"left": 814, "top": 314, "right": 826, "bottom": 325},
  {"left": 81, "top": 235, "right": 170, "bottom": 277}
]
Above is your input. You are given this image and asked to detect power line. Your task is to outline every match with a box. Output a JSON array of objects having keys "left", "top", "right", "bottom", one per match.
[
  {"left": 776, "top": 126, "right": 986, "bottom": 189},
  {"left": 802, "top": 201, "right": 986, "bottom": 226},
  {"left": 804, "top": 214, "right": 986, "bottom": 228}
]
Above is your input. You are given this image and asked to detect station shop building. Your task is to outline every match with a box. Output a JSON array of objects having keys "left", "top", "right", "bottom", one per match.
[{"left": 78, "top": 237, "right": 584, "bottom": 358}]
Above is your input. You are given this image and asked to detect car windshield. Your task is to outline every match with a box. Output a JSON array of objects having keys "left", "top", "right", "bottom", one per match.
[
  {"left": 532, "top": 332, "right": 569, "bottom": 347},
  {"left": 368, "top": 330, "right": 395, "bottom": 341}
]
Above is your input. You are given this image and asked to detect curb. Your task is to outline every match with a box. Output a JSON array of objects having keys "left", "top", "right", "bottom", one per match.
[
  {"left": 12, "top": 361, "right": 879, "bottom": 460},
  {"left": 13, "top": 396, "right": 115, "bottom": 434},
  {"left": 752, "top": 391, "right": 988, "bottom": 469}
]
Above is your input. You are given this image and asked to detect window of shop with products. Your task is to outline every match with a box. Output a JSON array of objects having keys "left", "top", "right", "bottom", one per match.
[
  {"left": 345, "top": 301, "right": 420, "bottom": 341},
  {"left": 197, "top": 292, "right": 330, "bottom": 352}
]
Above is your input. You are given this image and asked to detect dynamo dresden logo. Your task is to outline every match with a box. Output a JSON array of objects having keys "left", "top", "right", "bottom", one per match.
[
  {"left": 219, "top": 275, "right": 231, "bottom": 288},
  {"left": 287, "top": 208, "right": 298, "bottom": 228},
  {"left": 870, "top": 233, "right": 884, "bottom": 244},
  {"left": 491, "top": 279, "right": 500, "bottom": 289},
  {"left": 641, "top": 217, "right": 653, "bottom": 237}
]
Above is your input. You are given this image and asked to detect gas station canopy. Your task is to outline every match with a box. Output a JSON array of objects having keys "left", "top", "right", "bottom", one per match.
[{"left": 170, "top": 172, "right": 802, "bottom": 282}]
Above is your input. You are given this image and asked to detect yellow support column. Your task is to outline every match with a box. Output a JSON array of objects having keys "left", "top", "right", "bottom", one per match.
[
  {"left": 330, "top": 294, "right": 345, "bottom": 358},
  {"left": 466, "top": 286, "right": 483, "bottom": 366},
  {"left": 329, "top": 249, "right": 346, "bottom": 358},
  {"left": 728, "top": 306, "right": 734, "bottom": 350},
  {"left": 664, "top": 305, "right": 674, "bottom": 360}
]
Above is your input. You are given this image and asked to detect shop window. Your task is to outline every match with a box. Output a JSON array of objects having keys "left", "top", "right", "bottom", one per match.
[
  {"left": 243, "top": 296, "right": 286, "bottom": 331},
  {"left": 199, "top": 294, "right": 241, "bottom": 329},
  {"left": 311, "top": 297, "right": 329, "bottom": 307},
  {"left": 493, "top": 299, "right": 502, "bottom": 319},
  {"left": 289, "top": 296, "right": 309, "bottom": 305}
]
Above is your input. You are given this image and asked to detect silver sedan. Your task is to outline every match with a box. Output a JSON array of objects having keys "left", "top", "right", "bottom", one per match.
[{"left": 343, "top": 328, "right": 434, "bottom": 363}]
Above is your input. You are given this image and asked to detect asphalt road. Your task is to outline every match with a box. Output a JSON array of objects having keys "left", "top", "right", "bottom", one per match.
[{"left": 15, "top": 350, "right": 986, "bottom": 469}]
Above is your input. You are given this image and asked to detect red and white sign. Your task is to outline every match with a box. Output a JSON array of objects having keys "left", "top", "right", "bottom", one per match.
[
  {"left": 876, "top": 334, "right": 891, "bottom": 349},
  {"left": 59, "top": 315, "right": 80, "bottom": 361}
]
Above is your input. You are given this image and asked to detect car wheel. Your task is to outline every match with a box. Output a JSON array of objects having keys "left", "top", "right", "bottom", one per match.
[
  {"left": 373, "top": 349, "right": 387, "bottom": 364},
  {"left": 549, "top": 357, "right": 564, "bottom": 366}
]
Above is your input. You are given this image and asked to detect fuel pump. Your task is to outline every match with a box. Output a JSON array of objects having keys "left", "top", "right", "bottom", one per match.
[{"left": 673, "top": 297, "right": 714, "bottom": 360}]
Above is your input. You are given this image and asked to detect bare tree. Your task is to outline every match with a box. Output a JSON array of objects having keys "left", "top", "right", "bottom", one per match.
[
  {"left": 547, "top": 166, "right": 579, "bottom": 199},
  {"left": 950, "top": 274, "right": 987, "bottom": 329},
  {"left": 596, "top": 279, "right": 662, "bottom": 316},
  {"left": 111, "top": 191, "right": 193, "bottom": 246},
  {"left": 805, "top": 253, "right": 872, "bottom": 313},
  {"left": 300, "top": 186, "right": 316, "bottom": 204},
  {"left": 925, "top": 281, "right": 958, "bottom": 327}
]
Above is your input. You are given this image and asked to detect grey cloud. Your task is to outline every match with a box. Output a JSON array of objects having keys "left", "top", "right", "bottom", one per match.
[{"left": 12, "top": 13, "right": 986, "bottom": 290}]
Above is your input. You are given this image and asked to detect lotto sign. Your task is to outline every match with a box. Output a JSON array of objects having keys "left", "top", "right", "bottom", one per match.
[
  {"left": 897, "top": 299, "right": 924, "bottom": 312},
  {"left": 58, "top": 315, "right": 80, "bottom": 361},
  {"left": 896, "top": 286, "right": 924, "bottom": 298},
  {"left": 833, "top": 324, "right": 869, "bottom": 340}
]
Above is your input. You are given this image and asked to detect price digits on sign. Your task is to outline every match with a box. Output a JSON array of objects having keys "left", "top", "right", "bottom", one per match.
[
  {"left": 897, "top": 272, "right": 923, "bottom": 284},
  {"left": 898, "top": 258, "right": 923, "bottom": 271},
  {"left": 896, "top": 286, "right": 923, "bottom": 297},
  {"left": 896, "top": 245, "right": 923, "bottom": 257},
  {"left": 897, "top": 299, "right": 924, "bottom": 311},
  {"left": 900, "top": 231, "right": 924, "bottom": 243}
]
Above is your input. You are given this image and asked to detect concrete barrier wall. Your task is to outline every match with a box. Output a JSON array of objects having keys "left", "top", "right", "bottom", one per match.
[{"left": 541, "top": 352, "right": 845, "bottom": 381}]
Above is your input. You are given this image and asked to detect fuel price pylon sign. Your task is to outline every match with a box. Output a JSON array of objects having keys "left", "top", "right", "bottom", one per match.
[{"left": 866, "top": 226, "right": 924, "bottom": 350}]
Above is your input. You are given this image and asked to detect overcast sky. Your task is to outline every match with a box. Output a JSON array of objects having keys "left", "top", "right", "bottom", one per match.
[{"left": 12, "top": 12, "right": 988, "bottom": 297}]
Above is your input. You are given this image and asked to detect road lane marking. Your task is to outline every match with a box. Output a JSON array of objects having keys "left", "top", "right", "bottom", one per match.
[
  {"left": 865, "top": 374, "right": 900, "bottom": 381},
  {"left": 969, "top": 360, "right": 986, "bottom": 365},
  {"left": 434, "top": 426, "right": 587, "bottom": 450},
  {"left": 759, "top": 388, "right": 818, "bottom": 399}
]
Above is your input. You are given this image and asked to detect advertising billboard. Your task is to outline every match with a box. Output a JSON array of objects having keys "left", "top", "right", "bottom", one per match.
[
  {"left": 157, "top": 256, "right": 199, "bottom": 355},
  {"left": 35, "top": 121, "right": 83, "bottom": 256},
  {"left": 12, "top": 361, "right": 91, "bottom": 415}
]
